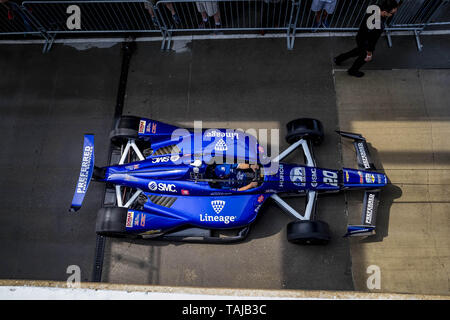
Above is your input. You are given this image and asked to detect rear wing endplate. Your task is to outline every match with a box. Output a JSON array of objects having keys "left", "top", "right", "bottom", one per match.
[
  {"left": 336, "top": 131, "right": 376, "bottom": 170},
  {"left": 70, "top": 134, "right": 95, "bottom": 212}
]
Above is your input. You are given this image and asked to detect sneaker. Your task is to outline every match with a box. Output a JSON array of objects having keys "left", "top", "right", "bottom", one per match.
[
  {"left": 214, "top": 24, "right": 223, "bottom": 35},
  {"left": 348, "top": 70, "right": 365, "bottom": 78},
  {"left": 172, "top": 13, "right": 181, "bottom": 25},
  {"left": 199, "top": 20, "right": 209, "bottom": 29}
]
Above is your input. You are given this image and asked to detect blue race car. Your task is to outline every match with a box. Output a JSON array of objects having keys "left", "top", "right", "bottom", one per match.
[{"left": 71, "top": 116, "right": 387, "bottom": 244}]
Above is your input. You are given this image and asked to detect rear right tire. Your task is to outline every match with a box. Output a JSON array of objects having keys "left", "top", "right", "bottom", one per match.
[
  {"left": 109, "top": 115, "right": 141, "bottom": 147},
  {"left": 95, "top": 207, "right": 129, "bottom": 237}
]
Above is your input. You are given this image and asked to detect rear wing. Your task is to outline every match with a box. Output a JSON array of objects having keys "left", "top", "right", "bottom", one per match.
[
  {"left": 336, "top": 131, "right": 376, "bottom": 171},
  {"left": 337, "top": 131, "right": 381, "bottom": 237},
  {"left": 70, "top": 134, "right": 95, "bottom": 212}
]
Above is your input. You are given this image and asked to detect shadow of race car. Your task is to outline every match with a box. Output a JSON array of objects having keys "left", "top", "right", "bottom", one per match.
[{"left": 70, "top": 116, "right": 387, "bottom": 245}]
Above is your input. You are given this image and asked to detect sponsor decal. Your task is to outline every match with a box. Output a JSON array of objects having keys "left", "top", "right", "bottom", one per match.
[
  {"left": 357, "top": 142, "right": 371, "bottom": 169},
  {"left": 290, "top": 167, "right": 306, "bottom": 187},
  {"left": 214, "top": 139, "right": 228, "bottom": 152},
  {"left": 257, "top": 195, "right": 264, "bottom": 203},
  {"left": 345, "top": 171, "right": 349, "bottom": 182},
  {"left": 311, "top": 168, "right": 318, "bottom": 187},
  {"left": 134, "top": 213, "right": 140, "bottom": 226},
  {"left": 199, "top": 213, "right": 236, "bottom": 224},
  {"left": 181, "top": 189, "right": 190, "bottom": 196},
  {"left": 126, "top": 164, "right": 140, "bottom": 170},
  {"left": 205, "top": 130, "right": 239, "bottom": 139},
  {"left": 377, "top": 174, "right": 383, "bottom": 184},
  {"left": 199, "top": 200, "right": 236, "bottom": 224},
  {"left": 211, "top": 200, "right": 225, "bottom": 214},
  {"left": 365, "top": 173, "right": 375, "bottom": 184},
  {"left": 144, "top": 122, "right": 157, "bottom": 134},
  {"left": 138, "top": 120, "right": 146, "bottom": 134},
  {"left": 258, "top": 145, "right": 265, "bottom": 153},
  {"left": 148, "top": 181, "right": 177, "bottom": 193},
  {"left": 358, "top": 171, "right": 364, "bottom": 183},
  {"left": 140, "top": 214, "right": 146, "bottom": 227},
  {"left": 210, "top": 192, "right": 233, "bottom": 196},
  {"left": 76, "top": 145, "right": 94, "bottom": 194},
  {"left": 152, "top": 156, "right": 170, "bottom": 164},
  {"left": 279, "top": 164, "right": 284, "bottom": 188},
  {"left": 148, "top": 181, "right": 158, "bottom": 191},
  {"left": 254, "top": 204, "right": 262, "bottom": 213},
  {"left": 365, "top": 193, "right": 376, "bottom": 224},
  {"left": 170, "top": 154, "right": 180, "bottom": 162},
  {"left": 126, "top": 211, "right": 134, "bottom": 228}
]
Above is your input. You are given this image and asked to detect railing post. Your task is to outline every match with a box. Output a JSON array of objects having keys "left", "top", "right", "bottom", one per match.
[
  {"left": 287, "top": 0, "right": 301, "bottom": 50},
  {"left": 151, "top": 0, "right": 171, "bottom": 51}
]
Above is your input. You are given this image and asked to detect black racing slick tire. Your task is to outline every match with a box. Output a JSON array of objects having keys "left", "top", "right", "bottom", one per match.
[
  {"left": 109, "top": 115, "right": 141, "bottom": 147},
  {"left": 95, "top": 207, "right": 130, "bottom": 237},
  {"left": 286, "top": 220, "right": 331, "bottom": 245},
  {"left": 285, "top": 118, "right": 324, "bottom": 146}
]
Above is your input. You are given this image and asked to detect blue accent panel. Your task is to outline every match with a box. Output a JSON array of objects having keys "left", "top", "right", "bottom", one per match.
[{"left": 344, "top": 225, "right": 376, "bottom": 237}]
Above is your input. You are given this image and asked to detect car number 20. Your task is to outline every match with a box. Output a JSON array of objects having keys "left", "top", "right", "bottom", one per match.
[{"left": 323, "top": 171, "right": 338, "bottom": 187}]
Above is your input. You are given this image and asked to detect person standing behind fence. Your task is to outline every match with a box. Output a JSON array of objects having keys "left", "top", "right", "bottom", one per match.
[
  {"left": 1, "top": 0, "right": 33, "bottom": 32},
  {"left": 196, "top": 1, "right": 221, "bottom": 30},
  {"left": 333, "top": 0, "right": 399, "bottom": 78},
  {"left": 311, "top": 0, "right": 337, "bottom": 30},
  {"left": 144, "top": 1, "right": 181, "bottom": 27}
]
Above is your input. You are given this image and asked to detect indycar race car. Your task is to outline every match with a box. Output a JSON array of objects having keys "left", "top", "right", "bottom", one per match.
[{"left": 70, "top": 116, "right": 387, "bottom": 244}]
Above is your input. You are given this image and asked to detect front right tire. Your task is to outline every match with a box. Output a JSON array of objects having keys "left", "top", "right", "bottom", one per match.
[{"left": 286, "top": 220, "right": 331, "bottom": 245}]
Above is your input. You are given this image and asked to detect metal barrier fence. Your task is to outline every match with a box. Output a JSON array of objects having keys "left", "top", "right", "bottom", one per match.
[
  {"left": 154, "top": 0, "right": 298, "bottom": 49},
  {"left": 0, "top": 0, "right": 449, "bottom": 51}
]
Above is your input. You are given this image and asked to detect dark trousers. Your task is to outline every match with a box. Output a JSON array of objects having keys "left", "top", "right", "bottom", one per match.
[{"left": 335, "top": 46, "right": 367, "bottom": 72}]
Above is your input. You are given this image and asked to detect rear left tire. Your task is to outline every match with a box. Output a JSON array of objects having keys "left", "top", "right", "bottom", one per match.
[{"left": 285, "top": 118, "right": 324, "bottom": 146}]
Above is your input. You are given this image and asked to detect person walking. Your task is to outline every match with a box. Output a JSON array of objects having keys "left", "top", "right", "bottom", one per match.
[{"left": 333, "top": 0, "right": 399, "bottom": 77}]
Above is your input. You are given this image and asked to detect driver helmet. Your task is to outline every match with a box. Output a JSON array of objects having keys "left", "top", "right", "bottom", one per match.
[{"left": 214, "top": 164, "right": 232, "bottom": 179}]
